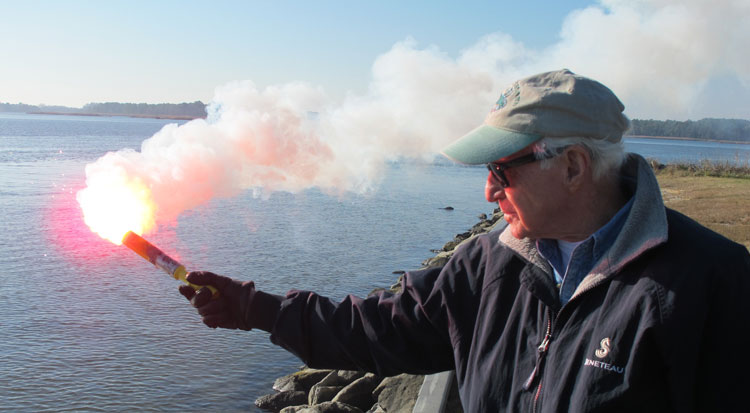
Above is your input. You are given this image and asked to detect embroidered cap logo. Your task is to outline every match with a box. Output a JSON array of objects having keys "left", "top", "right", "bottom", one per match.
[{"left": 491, "top": 81, "right": 521, "bottom": 112}]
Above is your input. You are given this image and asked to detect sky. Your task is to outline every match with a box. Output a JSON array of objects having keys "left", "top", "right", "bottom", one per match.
[{"left": 1, "top": 0, "right": 749, "bottom": 121}]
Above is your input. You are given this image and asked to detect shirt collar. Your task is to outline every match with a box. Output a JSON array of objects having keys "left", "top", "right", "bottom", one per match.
[
  {"left": 537, "top": 196, "right": 634, "bottom": 279},
  {"left": 591, "top": 196, "right": 634, "bottom": 264}
]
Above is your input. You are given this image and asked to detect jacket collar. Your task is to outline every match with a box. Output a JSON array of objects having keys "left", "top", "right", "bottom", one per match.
[{"left": 498, "top": 154, "right": 669, "bottom": 295}]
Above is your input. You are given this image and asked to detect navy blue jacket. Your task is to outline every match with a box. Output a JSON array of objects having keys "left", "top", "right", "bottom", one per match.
[{"left": 258, "top": 155, "right": 750, "bottom": 412}]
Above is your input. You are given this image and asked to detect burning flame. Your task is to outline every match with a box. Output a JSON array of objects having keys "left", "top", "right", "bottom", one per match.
[{"left": 76, "top": 171, "right": 156, "bottom": 245}]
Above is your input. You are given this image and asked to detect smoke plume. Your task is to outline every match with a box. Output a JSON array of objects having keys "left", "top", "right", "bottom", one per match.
[{"left": 79, "top": 0, "right": 748, "bottom": 227}]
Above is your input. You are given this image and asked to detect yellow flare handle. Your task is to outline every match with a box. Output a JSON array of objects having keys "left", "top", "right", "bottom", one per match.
[{"left": 174, "top": 266, "right": 219, "bottom": 297}]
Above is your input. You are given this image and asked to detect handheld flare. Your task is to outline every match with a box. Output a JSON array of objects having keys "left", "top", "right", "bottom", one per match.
[{"left": 122, "top": 231, "right": 219, "bottom": 297}]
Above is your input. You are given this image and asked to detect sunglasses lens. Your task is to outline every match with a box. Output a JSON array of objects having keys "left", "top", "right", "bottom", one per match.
[{"left": 487, "top": 164, "right": 508, "bottom": 187}]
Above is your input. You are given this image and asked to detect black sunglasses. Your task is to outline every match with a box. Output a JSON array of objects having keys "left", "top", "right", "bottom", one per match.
[{"left": 486, "top": 149, "right": 564, "bottom": 188}]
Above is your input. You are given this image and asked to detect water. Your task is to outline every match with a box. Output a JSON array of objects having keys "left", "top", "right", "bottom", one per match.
[
  {"left": 624, "top": 136, "right": 750, "bottom": 165},
  {"left": 0, "top": 113, "right": 492, "bottom": 412},
  {"left": 1, "top": 112, "right": 748, "bottom": 412}
]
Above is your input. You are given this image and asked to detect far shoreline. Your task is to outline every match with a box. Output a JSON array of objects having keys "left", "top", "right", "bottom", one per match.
[
  {"left": 625, "top": 134, "right": 750, "bottom": 145},
  {"left": 12, "top": 112, "right": 750, "bottom": 145},
  {"left": 27, "top": 111, "right": 204, "bottom": 121}
]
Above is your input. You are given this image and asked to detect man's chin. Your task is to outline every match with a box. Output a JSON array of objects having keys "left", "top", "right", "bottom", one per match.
[{"left": 504, "top": 219, "right": 528, "bottom": 240}]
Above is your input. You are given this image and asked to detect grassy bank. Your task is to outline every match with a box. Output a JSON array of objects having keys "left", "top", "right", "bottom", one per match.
[{"left": 651, "top": 160, "right": 750, "bottom": 250}]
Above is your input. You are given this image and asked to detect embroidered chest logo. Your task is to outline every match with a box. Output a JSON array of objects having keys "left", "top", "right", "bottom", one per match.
[
  {"left": 595, "top": 337, "right": 611, "bottom": 358},
  {"left": 583, "top": 336, "right": 625, "bottom": 374}
]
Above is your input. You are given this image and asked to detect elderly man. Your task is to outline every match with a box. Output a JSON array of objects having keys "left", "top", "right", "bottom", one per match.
[{"left": 181, "top": 69, "right": 750, "bottom": 412}]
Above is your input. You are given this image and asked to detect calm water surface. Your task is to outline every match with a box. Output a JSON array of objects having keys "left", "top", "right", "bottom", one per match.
[{"left": 1, "top": 112, "right": 747, "bottom": 411}]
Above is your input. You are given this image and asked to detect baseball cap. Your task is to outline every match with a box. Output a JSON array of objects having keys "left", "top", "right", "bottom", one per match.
[{"left": 442, "top": 69, "right": 630, "bottom": 165}]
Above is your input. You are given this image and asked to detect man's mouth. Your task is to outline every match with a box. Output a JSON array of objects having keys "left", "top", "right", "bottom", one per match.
[{"left": 498, "top": 204, "right": 515, "bottom": 217}]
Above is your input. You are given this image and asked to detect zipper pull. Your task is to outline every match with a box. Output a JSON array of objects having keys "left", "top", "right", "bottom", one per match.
[
  {"left": 523, "top": 331, "right": 552, "bottom": 390},
  {"left": 538, "top": 333, "right": 551, "bottom": 353}
]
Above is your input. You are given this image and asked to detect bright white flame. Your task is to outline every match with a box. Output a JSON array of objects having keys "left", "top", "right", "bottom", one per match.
[{"left": 76, "top": 166, "right": 156, "bottom": 244}]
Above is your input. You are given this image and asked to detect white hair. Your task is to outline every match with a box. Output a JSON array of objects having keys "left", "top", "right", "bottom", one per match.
[{"left": 533, "top": 137, "right": 626, "bottom": 181}]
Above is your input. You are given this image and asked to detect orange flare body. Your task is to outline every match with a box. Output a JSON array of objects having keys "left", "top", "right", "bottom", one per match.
[{"left": 121, "top": 231, "right": 218, "bottom": 297}]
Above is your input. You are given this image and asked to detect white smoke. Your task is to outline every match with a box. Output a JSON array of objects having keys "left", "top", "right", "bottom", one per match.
[
  {"left": 449, "top": 0, "right": 750, "bottom": 119},
  {"left": 79, "top": 0, "right": 749, "bottom": 226},
  {"left": 545, "top": 0, "right": 750, "bottom": 119}
]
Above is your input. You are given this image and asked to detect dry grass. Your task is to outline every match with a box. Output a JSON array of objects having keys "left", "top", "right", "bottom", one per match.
[
  {"left": 649, "top": 158, "right": 750, "bottom": 179},
  {"left": 654, "top": 167, "right": 750, "bottom": 250}
]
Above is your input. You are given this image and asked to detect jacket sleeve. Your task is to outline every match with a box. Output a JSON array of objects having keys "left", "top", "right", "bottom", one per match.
[
  {"left": 264, "top": 236, "right": 491, "bottom": 376},
  {"left": 692, "top": 246, "right": 750, "bottom": 410},
  {"left": 656, "top": 240, "right": 750, "bottom": 411}
]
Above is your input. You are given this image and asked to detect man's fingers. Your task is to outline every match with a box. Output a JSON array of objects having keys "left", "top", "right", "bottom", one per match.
[
  {"left": 179, "top": 285, "right": 196, "bottom": 300},
  {"left": 199, "top": 299, "right": 235, "bottom": 329},
  {"left": 186, "top": 271, "right": 234, "bottom": 291},
  {"left": 190, "top": 286, "right": 214, "bottom": 308},
  {"left": 194, "top": 295, "right": 227, "bottom": 317},
  {"left": 182, "top": 271, "right": 250, "bottom": 330}
]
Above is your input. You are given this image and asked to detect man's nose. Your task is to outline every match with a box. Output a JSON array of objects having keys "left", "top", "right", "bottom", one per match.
[{"left": 485, "top": 172, "right": 506, "bottom": 202}]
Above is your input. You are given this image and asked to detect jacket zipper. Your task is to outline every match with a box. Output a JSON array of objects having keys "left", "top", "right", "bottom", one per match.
[
  {"left": 524, "top": 311, "right": 553, "bottom": 412},
  {"left": 526, "top": 279, "right": 610, "bottom": 412}
]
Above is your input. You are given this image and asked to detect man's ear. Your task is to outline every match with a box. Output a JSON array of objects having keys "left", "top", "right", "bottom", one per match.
[{"left": 563, "top": 146, "right": 590, "bottom": 190}]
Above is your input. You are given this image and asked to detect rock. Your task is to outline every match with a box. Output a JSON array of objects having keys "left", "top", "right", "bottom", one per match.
[
  {"left": 255, "top": 390, "right": 308, "bottom": 411},
  {"left": 421, "top": 254, "right": 450, "bottom": 268},
  {"left": 478, "top": 213, "right": 488, "bottom": 220},
  {"left": 280, "top": 407, "right": 308, "bottom": 413},
  {"left": 319, "top": 370, "right": 367, "bottom": 387},
  {"left": 455, "top": 231, "right": 471, "bottom": 242},
  {"left": 309, "top": 370, "right": 366, "bottom": 405},
  {"left": 372, "top": 374, "right": 424, "bottom": 413},
  {"left": 392, "top": 270, "right": 405, "bottom": 275},
  {"left": 367, "top": 287, "right": 389, "bottom": 297},
  {"left": 333, "top": 373, "right": 382, "bottom": 411},
  {"left": 274, "top": 368, "right": 334, "bottom": 393},
  {"left": 441, "top": 240, "right": 460, "bottom": 252},
  {"left": 489, "top": 212, "right": 503, "bottom": 225},
  {"left": 470, "top": 221, "right": 491, "bottom": 235},
  {"left": 366, "top": 404, "right": 387, "bottom": 413},
  {"left": 284, "top": 401, "right": 363, "bottom": 413},
  {"left": 648, "top": 158, "right": 665, "bottom": 170},
  {"left": 309, "top": 385, "right": 343, "bottom": 405},
  {"left": 441, "top": 206, "right": 454, "bottom": 210}
]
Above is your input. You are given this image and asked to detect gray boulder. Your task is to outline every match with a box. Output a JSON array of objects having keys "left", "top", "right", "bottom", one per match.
[
  {"left": 372, "top": 374, "right": 424, "bottom": 413},
  {"left": 309, "top": 385, "right": 344, "bottom": 405},
  {"left": 308, "top": 370, "right": 366, "bottom": 405},
  {"left": 319, "top": 370, "right": 366, "bottom": 386},
  {"left": 332, "top": 373, "right": 381, "bottom": 411},
  {"left": 282, "top": 401, "right": 363, "bottom": 413},
  {"left": 274, "top": 368, "right": 334, "bottom": 393},
  {"left": 365, "top": 404, "right": 387, "bottom": 413},
  {"left": 255, "top": 390, "right": 308, "bottom": 411}
]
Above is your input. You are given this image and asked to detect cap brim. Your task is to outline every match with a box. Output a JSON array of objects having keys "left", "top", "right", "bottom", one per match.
[{"left": 441, "top": 124, "right": 542, "bottom": 165}]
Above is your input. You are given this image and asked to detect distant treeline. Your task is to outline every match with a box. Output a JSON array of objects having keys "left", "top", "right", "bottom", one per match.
[
  {"left": 0, "top": 101, "right": 207, "bottom": 119},
  {"left": 1, "top": 101, "right": 748, "bottom": 141},
  {"left": 0, "top": 102, "right": 78, "bottom": 113},
  {"left": 627, "top": 118, "right": 750, "bottom": 142},
  {"left": 81, "top": 101, "right": 206, "bottom": 118}
]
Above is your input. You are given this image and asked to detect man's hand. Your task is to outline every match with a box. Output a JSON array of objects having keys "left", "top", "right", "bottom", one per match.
[{"left": 179, "top": 271, "right": 256, "bottom": 330}]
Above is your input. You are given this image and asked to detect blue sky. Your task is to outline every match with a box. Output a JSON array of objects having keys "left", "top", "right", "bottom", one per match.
[{"left": 2, "top": 0, "right": 748, "bottom": 120}]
